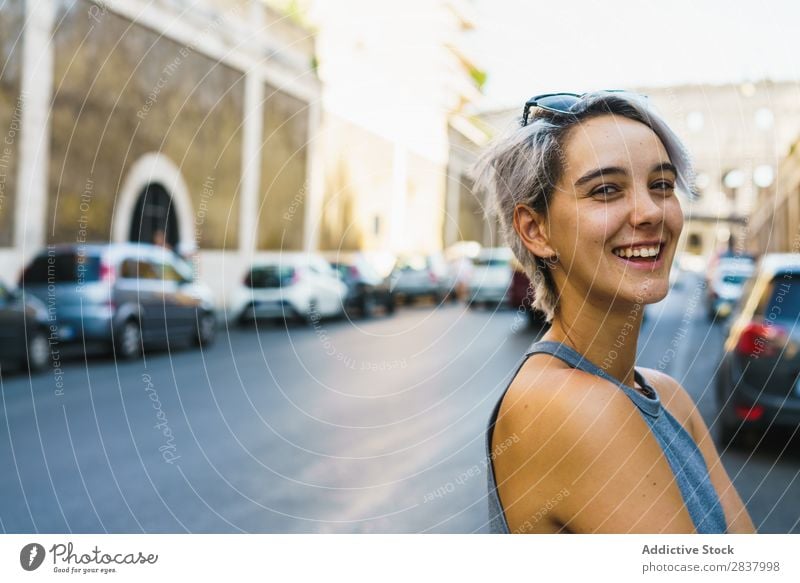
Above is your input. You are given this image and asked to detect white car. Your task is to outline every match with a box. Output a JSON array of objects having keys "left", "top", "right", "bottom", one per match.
[
  {"left": 467, "top": 247, "right": 514, "bottom": 308},
  {"left": 232, "top": 253, "right": 348, "bottom": 324}
]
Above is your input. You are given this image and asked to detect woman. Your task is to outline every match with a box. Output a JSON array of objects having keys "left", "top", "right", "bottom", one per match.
[{"left": 475, "top": 91, "right": 755, "bottom": 534}]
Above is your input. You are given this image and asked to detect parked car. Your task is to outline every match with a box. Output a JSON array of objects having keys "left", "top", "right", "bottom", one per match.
[
  {"left": 0, "top": 280, "right": 51, "bottom": 372},
  {"left": 20, "top": 243, "right": 216, "bottom": 359},
  {"left": 443, "top": 241, "right": 481, "bottom": 302},
  {"left": 467, "top": 247, "right": 514, "bottom": 308},
  {"left": 508, "top": 260, "right": 548, "bottom": 327},
  {"left": 325, "top": 253, "right": 395, "bottom": 318},
  {"left": 705, "top": 249, "right": 756, "bottom": 289},
  {"left": 233, "top": 253, "right": 348, "bottom": 324},
  {"left": 716, "top": 253, "right": 800, "bottom": 447},
  {"left": 706, "top": 257, "right": 756, "bottom": 319},
  {"left": 388, "top": 254, "right": 449, "bottom": 305}
]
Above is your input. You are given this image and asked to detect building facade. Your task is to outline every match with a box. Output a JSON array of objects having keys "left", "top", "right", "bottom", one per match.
[
  {"left": 747, "top": 137, "right": 800, "bottom": 254},
  {"left": 304, "top": 0, "right": 483, "bottom": 256},
  {"left": 637, "top": 81, "right": 800, "bottom": 259},
  {"left": 0, "top": 0, "right": 321, "bottom": 308}
]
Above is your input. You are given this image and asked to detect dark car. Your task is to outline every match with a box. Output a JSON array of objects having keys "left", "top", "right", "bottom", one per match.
[
  {"left": 20, "top": 243, "right": 217, "bottom": 360},
  {"left": 0, "top": 281, "right": 50, "bottom": 372},
  {"left": 508, "top": 261, "right": 548, "bottom": 327},
  {"left": 327, "top": 253, "right": 395, "bottom": 318},
  {"left": 716, "top": 253, "right": 800, "bottom": 447}
]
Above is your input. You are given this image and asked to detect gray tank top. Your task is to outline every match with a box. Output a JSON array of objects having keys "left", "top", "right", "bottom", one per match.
[{"left": 486, "top": 340, "right": 727, "bottom": 534}]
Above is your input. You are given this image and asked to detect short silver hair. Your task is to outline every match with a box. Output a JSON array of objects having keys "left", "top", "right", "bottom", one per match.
[{"left": 472, "top": 92, "right": 695, "bottom": 322}]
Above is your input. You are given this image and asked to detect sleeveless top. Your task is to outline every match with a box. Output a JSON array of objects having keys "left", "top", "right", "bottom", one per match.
[{"left": 486, "top": 340, "right": 727, "bottom": 534}]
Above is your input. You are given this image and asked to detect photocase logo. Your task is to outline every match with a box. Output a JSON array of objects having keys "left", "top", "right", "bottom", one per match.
[{"left": 20, "top": 543, "right": 46, "bottom": 571}]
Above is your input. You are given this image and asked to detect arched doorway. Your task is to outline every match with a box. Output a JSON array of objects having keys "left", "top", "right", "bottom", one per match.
[{"left": 129, "top": 183, "right": 179, "bottom": 249}]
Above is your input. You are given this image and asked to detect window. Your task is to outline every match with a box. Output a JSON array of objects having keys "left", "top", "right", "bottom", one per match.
[
  {"left": 22, "top": 252, "right": 101, "bottom": 284},
  {"left": 152, "top": 261, "right": 183, "bottom": 282},
  {"left": 121, "top": 259, "right": 158, "bottom": 280}
]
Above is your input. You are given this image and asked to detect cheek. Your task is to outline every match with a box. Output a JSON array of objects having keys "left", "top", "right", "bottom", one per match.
[
  {"left": 666, "top": 198, "right": 684, "bottom": 233},
  {"left": 575, "top": 204, "right": 621, "bottom": 249}
]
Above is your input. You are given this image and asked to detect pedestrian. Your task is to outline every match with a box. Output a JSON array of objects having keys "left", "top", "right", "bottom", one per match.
[{"left": 474, "top": 91, "right": 756, "bottom": 534}]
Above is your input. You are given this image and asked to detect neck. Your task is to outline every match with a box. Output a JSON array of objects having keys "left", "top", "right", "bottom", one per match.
[{"left": 542, "top": 296, "right": 644, "bottom": 389}]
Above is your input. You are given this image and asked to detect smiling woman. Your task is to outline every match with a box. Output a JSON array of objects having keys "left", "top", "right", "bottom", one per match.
[{"left": 473, "top": 91, "right": 756, "bottom": 534}]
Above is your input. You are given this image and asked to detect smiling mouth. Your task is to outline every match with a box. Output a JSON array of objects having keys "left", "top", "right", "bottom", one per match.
[{"left": 611, "top": 243, "right": 665, "bottom": 263}]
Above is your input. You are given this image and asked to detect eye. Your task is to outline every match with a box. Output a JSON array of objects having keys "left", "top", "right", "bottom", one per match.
[
  {"left": 651, "top": 180, "right": 675, "bottom": 193},
  {"left": 590, "top": 184, "right": 621, "bottom": 198}
]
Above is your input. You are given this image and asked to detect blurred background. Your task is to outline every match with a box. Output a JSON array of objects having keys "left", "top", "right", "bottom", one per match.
[{"left": 1, "top": 0, "right": 799, "bottom": 533}]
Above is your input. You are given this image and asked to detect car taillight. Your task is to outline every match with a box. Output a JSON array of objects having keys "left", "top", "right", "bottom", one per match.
[
  {"left": 734, "top": 403, "right": 765, "bottom": 421},
  {"left": 349, "top": 266, "right": 360, "bottom": 278},
  {"left": 290, "top": 269, "right": 300, "bottom": 284},
  {"left": 735, "top": 322, "right": 788, "bottom": 358},
  {"left": 100, "top": 262, "right": 116, "bottom": 285},
  {"left": 428, "top": 272, "right": 438, "bottom": 283}
]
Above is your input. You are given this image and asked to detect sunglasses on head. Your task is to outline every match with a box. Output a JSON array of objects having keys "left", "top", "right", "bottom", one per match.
[{"left": 520, "top": 90, "right": 648, "bottom": 127}]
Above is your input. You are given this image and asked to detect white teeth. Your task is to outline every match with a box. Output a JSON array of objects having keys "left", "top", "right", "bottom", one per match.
[{"left": 613, "top": 245, "right": 661, "bottom": 259}]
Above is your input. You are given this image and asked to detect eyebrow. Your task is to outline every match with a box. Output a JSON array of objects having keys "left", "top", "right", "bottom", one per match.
[{"left": 574, "top": 162, "right": 678, "bottom": 187}]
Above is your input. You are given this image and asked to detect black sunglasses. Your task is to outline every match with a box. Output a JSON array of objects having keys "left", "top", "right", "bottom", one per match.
[{"left": 520, "top": 91, "right": 647, "bottom": 127}]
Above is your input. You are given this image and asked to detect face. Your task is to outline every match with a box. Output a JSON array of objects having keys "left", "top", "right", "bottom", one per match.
[{"left": 536, "top": 114, "right": 684, "bottom": 310}]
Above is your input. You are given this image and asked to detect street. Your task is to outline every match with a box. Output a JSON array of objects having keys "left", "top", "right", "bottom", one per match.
[{"left": 0, "top": 273, "right": 798, "bottom": 533}]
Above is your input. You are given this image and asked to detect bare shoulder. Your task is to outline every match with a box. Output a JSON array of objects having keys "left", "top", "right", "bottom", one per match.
[{"left": 492, "top": 355, "right": 696, "bottom": 533}]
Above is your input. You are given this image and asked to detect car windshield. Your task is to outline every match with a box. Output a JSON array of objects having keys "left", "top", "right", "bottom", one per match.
[
  {"left": 397, "top": 257, "right": 427, "bottom": 271},
  {"left": 246, "top": 266, "right": 295, "bottom": 288},
  {"left": 764, "top": 274, "right": 800, "bottom": 317},
  {"left": 721, "top": 274, "right": 749, "bottom": 285},
  {"left": 474, "top": 257, "right": 510, "bottom": 267},
  {"left": 22, "top": 251, "right": 101, "bottom": 284}
]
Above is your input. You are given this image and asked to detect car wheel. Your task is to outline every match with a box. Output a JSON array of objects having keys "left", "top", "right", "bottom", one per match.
[
  {"left": 24, "top": 329, "right": 50, "bottom": 372},
  {"left": 718, "top": 419, "right": 739, "bottom": 449},
  {"left": 718, "top": 413, "right": 758, "bottom": 450},
  {"left": 384, "top": 296, "right": 396, "bottom": 315},
  {"left": 115, "top": 319, "right": 142, "bottom": 360},
  {"left": 360, "top": 294, "right": 377, "bottom": 319},
  {"left": 238, "top": 304, "right": 255, "bottom": 327},
  {"left": 304, "top": 300, "right": 319, "bottom": 325},
  {"left": 195, "top": 311, "right": 216, "bottom": 347}
]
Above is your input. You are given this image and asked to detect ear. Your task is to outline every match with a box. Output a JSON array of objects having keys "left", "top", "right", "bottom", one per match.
[{"left": 513, "top": 204, "right": 556, "bottom": 260}]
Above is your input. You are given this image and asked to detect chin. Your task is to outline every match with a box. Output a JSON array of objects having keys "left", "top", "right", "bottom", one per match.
[{"left": 631, "top": 280, "right": 670, "bottom": 305}]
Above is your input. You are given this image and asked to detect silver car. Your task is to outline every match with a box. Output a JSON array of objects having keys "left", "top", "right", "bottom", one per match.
[
  {"left": 707, "top": 256, "right": 755, "bottom": 319},
  {"left": 20, "top": 243, "right": 217, "bottom": 359},
  {"left": 467, "top": 247, "right": 514, "bottom": 308}
]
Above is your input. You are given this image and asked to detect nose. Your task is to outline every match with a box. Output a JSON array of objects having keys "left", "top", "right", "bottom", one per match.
[{"left": 628, "top": 184, "right": 663, "bottom": 228}]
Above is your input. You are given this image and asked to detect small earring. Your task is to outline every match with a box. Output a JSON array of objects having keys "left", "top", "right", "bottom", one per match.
[{"left": 545, "top": 251, "right": 560, "bottom": 267}]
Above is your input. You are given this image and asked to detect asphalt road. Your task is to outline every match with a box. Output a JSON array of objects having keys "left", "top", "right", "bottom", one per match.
[{"left": 0, "top": 273, "right": 797, "bottom": 533}]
